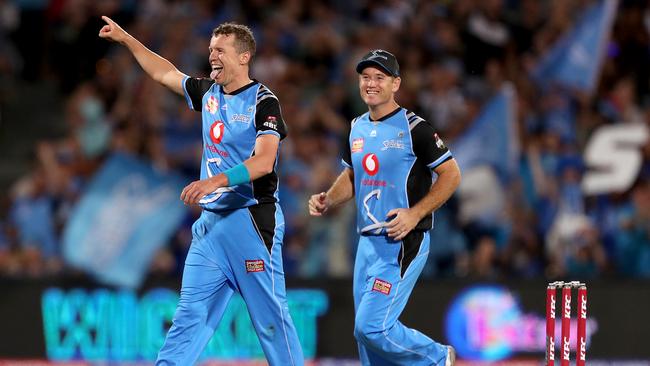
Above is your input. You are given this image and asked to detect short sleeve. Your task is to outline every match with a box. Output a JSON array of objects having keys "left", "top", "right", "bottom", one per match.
[
  {"left": 255, "top": 97, "right": 287, "bottom": 140},
  {"left": 342, "top": 134, "right": 352, "bottom": 168},
  {"left": 183, "top": 76, "right": 214, "bottom": 111},
  {"left": 411, "top": 121, "right": 453, "bottom": 169}
]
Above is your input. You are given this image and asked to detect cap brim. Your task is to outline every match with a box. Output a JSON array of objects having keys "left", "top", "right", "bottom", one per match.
[{"left": 356, "top": 60, "right": 396, "bottom": 77}]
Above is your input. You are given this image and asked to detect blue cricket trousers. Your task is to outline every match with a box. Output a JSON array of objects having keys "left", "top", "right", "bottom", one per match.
[
  {"left": 353, "top": 231, "right": 448, "bottom": 365},
  {"left": 156, "top": 204, "right": 304, "bottom": 365}
]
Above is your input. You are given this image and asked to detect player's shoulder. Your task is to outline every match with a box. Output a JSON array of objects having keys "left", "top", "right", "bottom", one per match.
[
  {"left": 186, "top": 77, "right": 215, "bottom": 91},
  {"left": 350, "top": 112, "right": 370, "bottom": 128},
  {"left": 256, "top": 81, "right": 279, "bottom": 104},
  {"left": 404, "top": 109, "right": 428, "bottom": 130}
]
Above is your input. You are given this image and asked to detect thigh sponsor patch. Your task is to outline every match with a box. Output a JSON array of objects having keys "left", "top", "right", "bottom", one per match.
[
  {"left": 245, "top": 259, "right": 265, "bottom": 273},
  {"left": 372, "top": 278, "right": 392, "bottom": 295}
]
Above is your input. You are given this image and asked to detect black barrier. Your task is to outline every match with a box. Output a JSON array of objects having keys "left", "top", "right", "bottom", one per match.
[{"left": 1, "top": 277, "right": 649, "bottom": 361}]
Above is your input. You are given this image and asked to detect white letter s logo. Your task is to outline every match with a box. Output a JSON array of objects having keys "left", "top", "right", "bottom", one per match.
[{"left": 582, "top": 124, "right": 648, "bottom": 195}]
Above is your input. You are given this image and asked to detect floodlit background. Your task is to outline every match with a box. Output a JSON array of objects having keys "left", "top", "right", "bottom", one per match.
[{"left": 0, "top": 0, "right": 649, "bottom": 364}]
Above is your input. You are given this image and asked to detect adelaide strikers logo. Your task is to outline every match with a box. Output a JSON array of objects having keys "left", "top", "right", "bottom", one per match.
[
  {"left": 205, "top": 95, "right": 219, "bottom": 114},
  {"left": 210, "top": 121, "right": 225, "bottom": 144},
  {"left": 362, "top": 153, "right": 379, "bottom": 176}
]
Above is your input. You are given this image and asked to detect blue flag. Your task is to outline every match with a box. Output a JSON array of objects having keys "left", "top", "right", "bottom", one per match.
[
  {"left": 63, "top": 153, "right": 188, "bottom": 288},
  {"left": 531, "top": 0, "right": 618, "bottom": 93},
  {"left": 451, "top": 83, "right": 518, "bottom": 182}
]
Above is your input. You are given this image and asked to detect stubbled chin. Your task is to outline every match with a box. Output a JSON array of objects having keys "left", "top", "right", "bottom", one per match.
[{"left": 364, "top": 95, "right": 378, "bottom": 104}]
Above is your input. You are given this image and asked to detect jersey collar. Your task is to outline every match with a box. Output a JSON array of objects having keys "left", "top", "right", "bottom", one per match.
[
  {"left": 369, "top": 106, "right": 402, "bottom": 122},
  {"left": 220, "top": 79, "right": 259, "bottom": 95}
]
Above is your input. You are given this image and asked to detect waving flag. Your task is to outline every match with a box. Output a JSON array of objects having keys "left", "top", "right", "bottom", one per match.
[
  {"left": 451, "top": 83, "right": 518, "bottom": 182},
  {"left": 531, "top": 0, "right": 618, "bottom": 93},
  {"left": 63, "top": 153, "right": 188, "bottom": 288}
]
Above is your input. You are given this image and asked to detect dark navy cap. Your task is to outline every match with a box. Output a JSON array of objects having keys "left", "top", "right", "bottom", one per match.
[{"left": 356, "top": 49, "right": 400, "bottom": 77}]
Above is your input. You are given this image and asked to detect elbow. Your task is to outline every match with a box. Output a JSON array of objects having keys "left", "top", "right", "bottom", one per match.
[
  {"left": 449, "top": 166, "right": 462, "bottom": 191},
  {"left": 258, "top": 161, "right": 275, "bottom": 176}
]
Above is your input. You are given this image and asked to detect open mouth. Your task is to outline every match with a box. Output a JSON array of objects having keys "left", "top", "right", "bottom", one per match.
[{"left": 210, "top": 65, "right": 223, "bottom": 80}]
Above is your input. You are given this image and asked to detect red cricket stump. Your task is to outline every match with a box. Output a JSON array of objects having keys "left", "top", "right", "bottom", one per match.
[
  {"left": 560, "top": 285, "right": 571, "bottom": 366},
  {"left": 576, "top": 286, "right": 588, "bottom": 366},
  {"left": 545, "top": 284, "right": 556, "bottom": 366}
]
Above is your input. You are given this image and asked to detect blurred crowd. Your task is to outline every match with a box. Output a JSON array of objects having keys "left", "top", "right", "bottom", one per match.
[{"left": 1, "top": 0, "right": 650, "bottom": 284}]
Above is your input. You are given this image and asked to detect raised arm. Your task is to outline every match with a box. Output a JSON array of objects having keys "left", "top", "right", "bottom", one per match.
[{"left": 98, "top": 16, "right": 186, "bottom": 96}]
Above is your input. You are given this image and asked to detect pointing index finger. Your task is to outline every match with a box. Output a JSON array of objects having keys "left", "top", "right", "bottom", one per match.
[{"left": 101, "top": 16, "right": 114, "bottom": 25}]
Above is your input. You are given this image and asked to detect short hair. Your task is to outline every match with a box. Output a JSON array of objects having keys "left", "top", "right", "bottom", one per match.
[{"left": 212, "top": 22, "right": 256, "bottom": 58}]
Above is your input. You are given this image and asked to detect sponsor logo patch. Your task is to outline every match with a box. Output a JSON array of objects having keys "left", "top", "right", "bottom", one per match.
[
  {"left": 352, "top": 138, "right": 364, "bottom": 153},
  {"left": 207, "top": 145, "right": 229, "bottom": 157},
  {"left": 362, "top": 179, "right": 386, "bottom": 187},
  {"left": 230, "top": 113, "right": 251, "bottom": 123},
  {"left": 381, "top": 139, "right": 405, "bottom": 151},
  {"left": 210, "top": 121, "right": 225, "bottom": 144},
  {"left": 263, "top": 116, "right": 278, "bottom": 130},
  {"left": 434, "top": 133, "right": 446, "bottom": 149},
  {"left": 245, "top": 259, "right": 265, "bottom": 273},
  {"left": 205, "top": 95, "right": 219, "bottom": 114},
  {"left": 372, "top": 278, "right": 392, "bottom": 295},
  {"left": 362, "top": 153, "right": 379, "bottom": 176}
]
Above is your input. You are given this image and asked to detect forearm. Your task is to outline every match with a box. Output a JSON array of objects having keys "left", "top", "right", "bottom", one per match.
[
  {"left": 242, "top": 154, "right": 275, "bottom": 181},
  {"left": 202, "top": 155, "right": 271, "bottom": 189},
  {"left": 411, "top": 163, "right": 461, "bottom": 220},
  {"left": 122, "top": 35, "right": 184, "bottom": 93},
  {"left": 326, "top": 168, "right": 355, "bottom": 207}
]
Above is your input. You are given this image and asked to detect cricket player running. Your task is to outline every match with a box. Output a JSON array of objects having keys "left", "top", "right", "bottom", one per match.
[
  {"left": 99, "top": 17, "right": 303, "bottom": 365},
  {"left": 309, "top": 50, "right": 461, "bottom": 365}
]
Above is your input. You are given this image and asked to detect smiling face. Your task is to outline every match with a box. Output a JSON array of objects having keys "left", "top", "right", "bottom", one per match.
[
  {"left": 358, "top": 66, "right": 401, "bottom": 110},
  {"left": 208, "top": 34, "right": 250, "bottom": 89}
]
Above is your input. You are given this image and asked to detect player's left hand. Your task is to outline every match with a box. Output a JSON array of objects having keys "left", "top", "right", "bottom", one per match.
[
  {"left": 385, "top": 208, "right": 420, "bottom": 241},
  {"left": 180, "top": 178, "right": 222, "bottom": 205}
]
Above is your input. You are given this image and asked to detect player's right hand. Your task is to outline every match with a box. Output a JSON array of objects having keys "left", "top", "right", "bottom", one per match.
[
  {"left": 308, "top": 192, "right": 329, "bottom": 216},
  {"left": 98, "top": 16, "right": 128, "bottom": 43}
]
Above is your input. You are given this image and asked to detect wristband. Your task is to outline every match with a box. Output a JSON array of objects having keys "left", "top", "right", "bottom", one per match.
[{"left": 223, "top": 163, "right": 251, "bottom": 186}]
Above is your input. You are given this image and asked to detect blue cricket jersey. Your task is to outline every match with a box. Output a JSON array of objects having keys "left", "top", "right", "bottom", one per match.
[
  {"left": 182, "top": 77, "right": 285, "bottom": 212},
  {"left": 342, "top": 107, "right": 452, "bottom": 235}
]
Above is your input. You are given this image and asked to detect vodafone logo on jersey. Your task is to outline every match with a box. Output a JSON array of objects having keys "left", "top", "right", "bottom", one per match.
[
  {"left": 362, "top": 153, "right": 379, "bottom": 176},
  {"left": 210, "top": 121, "right": 225, "bottom": 144}
]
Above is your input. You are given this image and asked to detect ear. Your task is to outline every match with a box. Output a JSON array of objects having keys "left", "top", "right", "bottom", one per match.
[
  {"left": 239, "top": 51, "right": 251, "bottom": 65},
  {"left": 392, "top": 77, "right": 401, "bottom": 93}
]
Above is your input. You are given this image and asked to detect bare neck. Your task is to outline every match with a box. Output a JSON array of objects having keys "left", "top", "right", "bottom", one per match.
[
  {"left": 222, "top": 70, "right": 253, "bottom": 94},
  {"left": 368, "top": 100, "right": 400, "bottom": 121}
]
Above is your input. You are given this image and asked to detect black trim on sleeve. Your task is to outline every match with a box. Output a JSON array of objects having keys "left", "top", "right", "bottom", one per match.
[
  {"left": 255, "top": 97, "right": 287, "bottom": 140},
  {"left": 342, "top": 131, "right": 352, "bottom": 167},
  {"left": 184, "top": 77, "right": 214, "bottom": 112},
  {"left": 411, "top": 118, "right": 450, "bottom": 166}
]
